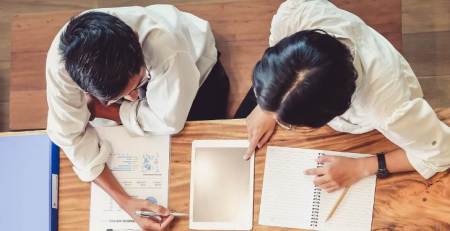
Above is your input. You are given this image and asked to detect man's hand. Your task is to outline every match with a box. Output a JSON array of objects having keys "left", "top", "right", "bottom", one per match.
[
  {"left": 244, "top": 105, "right": 277, "bottom": 160},
  {"left": 304, "top": 156, "right": 377, "bottom": 192},
  {"left": 85, "top": 93, "right": 101, "bottom": 120},
  {"left": 84, "top": 93, "right": 121, "bottom": 123},
  {"left": 121, "top": 198, "right": 174, "bottom": 231},
  {"left": 95, "top": 167, "right": 173, "bottom": 231}
]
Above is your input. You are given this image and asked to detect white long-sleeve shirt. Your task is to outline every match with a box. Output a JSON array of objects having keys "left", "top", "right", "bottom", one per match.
[
  {"left": 270, "top": 0, "right": 450, "bottom": 178},
  {"left": 46, "top": 5, "right": 217, "bottom": 181}
]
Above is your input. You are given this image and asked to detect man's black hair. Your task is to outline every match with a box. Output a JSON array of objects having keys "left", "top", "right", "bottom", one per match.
[
  {"left": 59, "top": 11, "right": 145, "bottom": 101},
  {"left": 253, "top": 29, "right": 357, "bottom": 128}
]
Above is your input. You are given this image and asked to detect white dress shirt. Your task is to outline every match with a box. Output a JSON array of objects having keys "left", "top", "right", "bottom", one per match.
[
  {"left": 46, "top": 5, "right": 217, "bottom": 181},
  {"left": 269, "top": 0, "right": 450, "bottom": 178}
]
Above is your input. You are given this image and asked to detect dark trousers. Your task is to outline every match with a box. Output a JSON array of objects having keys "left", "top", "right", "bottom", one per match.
[
  {"left": 187, "top": 52, "right": 257, "bottom": 120},
  {"left": 187, "top": 56, "right": 230, "bottom": 121}
]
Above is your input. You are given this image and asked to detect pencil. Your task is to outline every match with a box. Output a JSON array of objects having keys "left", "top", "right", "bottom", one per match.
[{"left": 325, "top": 187, "right": 350, "bottom": 222}]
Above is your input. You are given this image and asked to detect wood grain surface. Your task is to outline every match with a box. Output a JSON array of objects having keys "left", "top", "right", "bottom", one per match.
[
  {"left": 58, "top": 108, "right": 450, "bottom": 231},
  {"left": 8, "top": 0, "right": 402, "bottom": 130},
  {"left": 402, "top": 0, "right": 450, "bottom": 109}
]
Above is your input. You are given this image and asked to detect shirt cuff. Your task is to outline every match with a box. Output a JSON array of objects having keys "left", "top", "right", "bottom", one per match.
[
  {"left": 71, "top": 138, "right": 112, "bottom": 182},
  {"left": 74, "top": 163, "right": 106, "bottom": 182},
  {"left": 119, "top": 100, "right": 145, "bottom": 136},
  {"left": 405, "top": 153, "right": 438, "bottom": 179}
]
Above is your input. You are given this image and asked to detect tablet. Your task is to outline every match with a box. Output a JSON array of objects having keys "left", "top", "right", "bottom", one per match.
[{"left": 189, "top": 140, "right": 254, "bottom": 230}]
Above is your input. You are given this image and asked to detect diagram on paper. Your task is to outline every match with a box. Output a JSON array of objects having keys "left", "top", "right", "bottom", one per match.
[{"left": 143, "top": 153, "right": 160, "bottom": 173}]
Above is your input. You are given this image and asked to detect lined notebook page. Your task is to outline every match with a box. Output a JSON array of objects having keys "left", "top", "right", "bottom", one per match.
[
  {"left": 317, "top": 151, "right": 377, "bottom": 231},
  {"left": 259, "top": 146, "right": 319, "bottom": 229},
  {"left": 259, "top": 147, "right": 376, "bottom": 231}
]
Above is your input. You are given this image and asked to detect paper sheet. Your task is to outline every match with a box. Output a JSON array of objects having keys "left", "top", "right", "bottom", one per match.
[
  {"left": 259, "top": 146, "right": 317, "bottom": 229},
  {"left": 89, "top": 126, "right": 170, "bottom": 231},
  {"left": 318, "top": 176, "right": 376, "bottom": 231},
  {"left": 259, "top": 146, "right": 376, "bottom": 231}
]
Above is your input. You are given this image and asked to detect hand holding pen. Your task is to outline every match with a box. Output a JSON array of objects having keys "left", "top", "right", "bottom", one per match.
[{"left": 122, "top": 197, "right": 175, "bottom": 231}]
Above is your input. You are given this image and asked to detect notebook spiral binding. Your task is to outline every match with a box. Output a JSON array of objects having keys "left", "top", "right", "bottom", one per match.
[{"left": 310, "top": 153, "right": 325, "bottom": 228}]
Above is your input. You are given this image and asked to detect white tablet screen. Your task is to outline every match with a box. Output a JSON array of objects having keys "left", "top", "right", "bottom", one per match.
[{"left": 190, "top": 140, "right": 254, "bottom": 230}]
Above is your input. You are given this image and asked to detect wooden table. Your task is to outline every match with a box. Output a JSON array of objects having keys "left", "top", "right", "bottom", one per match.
[
  {"left": 9, "top": 0, "right": 402, "bottom": 130},
  {"left": 59, "top": 109, "right": 450, "bottom": 230}
]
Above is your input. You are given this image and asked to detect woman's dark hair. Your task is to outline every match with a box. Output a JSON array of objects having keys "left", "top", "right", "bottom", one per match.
[
  {"left": 59, "top": 12, "right": 145, "bottom": 101},
  {"left": 253, "top": 29, "right": 357, "bottom": 128}
]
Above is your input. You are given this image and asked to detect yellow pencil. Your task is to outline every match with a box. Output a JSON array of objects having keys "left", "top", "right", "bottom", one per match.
[{"left": 325, "top": 187, "right": 350, "bottom": 222}]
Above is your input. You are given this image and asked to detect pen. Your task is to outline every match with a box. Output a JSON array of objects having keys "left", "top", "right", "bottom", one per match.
[
  {"left": 325, "top": 187, "right": 350, "bottom": 222},
  {"left": 135, "top": 210, "right": 188, "bottom": 218}
]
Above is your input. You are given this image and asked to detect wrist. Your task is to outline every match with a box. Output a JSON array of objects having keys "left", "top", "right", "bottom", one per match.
[
  {"left": 115, "top": 193, "right": 131, "bottom": 207},
  {"left": 112, "top": 193, "right": 132, "bottom": 214},
  {"left": 358, "top": 156, "right": 378, "bottom": 177}
]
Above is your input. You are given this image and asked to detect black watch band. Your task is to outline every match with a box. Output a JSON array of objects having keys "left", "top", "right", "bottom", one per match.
[{"left": 376, "top": 152, "right": 390, "bottom": 178}]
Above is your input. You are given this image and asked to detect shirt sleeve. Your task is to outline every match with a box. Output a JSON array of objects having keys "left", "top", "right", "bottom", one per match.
[
  {"left": 375, "top": 98, "right": 450, "bottom": 179},
  {"left": 269, "top": 0, "right": 365, "bottom": 47},
  {"left": 269, "top": 0, "right": 301, "bottom": 46},
  {"left": 366, "top": 60, "right": 450, "bottom": 179},
  {"left": 119, "top": 51, "right": 200, "bottom": 135},
  {"left": 46, "top": 42, "right": 111, "bottom": 182}
]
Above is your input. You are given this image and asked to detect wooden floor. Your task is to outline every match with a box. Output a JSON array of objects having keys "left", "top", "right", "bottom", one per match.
[
  {"left": 402, "top": 0, "right": 450, "bottom": 108},
  {"left": 0, "top": 0, "right": 449, "bottom": 131}
]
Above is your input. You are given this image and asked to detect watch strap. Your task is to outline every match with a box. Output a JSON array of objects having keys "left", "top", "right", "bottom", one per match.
[{"left": 376, "top": 152, "right": 389, "bottom": 178}]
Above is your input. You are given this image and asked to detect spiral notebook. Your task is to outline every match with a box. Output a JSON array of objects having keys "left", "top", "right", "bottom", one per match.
[{"left": 259, "top": 146, "right": 376, "bottom": 231}]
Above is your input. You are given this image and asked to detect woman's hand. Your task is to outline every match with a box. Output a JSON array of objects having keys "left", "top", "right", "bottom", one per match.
[
  {"left": 244, "top": 105, "right": 277, "bottom": 160},
  {"left": 121, "top": 197, "right": 174, "bottom": 231},
  {"left": 304, "top": 156, "right": 377, "bottom": 192}
]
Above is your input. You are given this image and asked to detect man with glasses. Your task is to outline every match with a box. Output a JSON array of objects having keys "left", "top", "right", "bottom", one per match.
[{"left": 46, "top": 5, "right": 229, "bottom": 230}]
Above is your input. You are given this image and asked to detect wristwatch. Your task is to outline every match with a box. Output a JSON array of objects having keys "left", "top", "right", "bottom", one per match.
[{"left": 376, "top": 152, "right": 390, "bottom": 178}]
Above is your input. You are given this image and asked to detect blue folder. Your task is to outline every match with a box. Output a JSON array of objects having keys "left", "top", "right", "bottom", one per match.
[{"left": 0, "top": 133, "right": 59, "bottom": 231}]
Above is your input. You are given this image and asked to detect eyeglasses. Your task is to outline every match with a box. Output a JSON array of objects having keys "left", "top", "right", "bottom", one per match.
[
  {"left": 253, "top": 87, "right": 293, "bottom": 130},
  {"left": 275, "top": 118, "right": 293, "bottom": 130},
  {"left": 105, "top": 67, "right": 151, "bottom": 106}
]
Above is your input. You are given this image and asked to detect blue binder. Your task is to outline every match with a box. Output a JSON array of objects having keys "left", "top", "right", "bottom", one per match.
[{"left": 0, "top": 132, "right": 59, "bottom": 231}]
